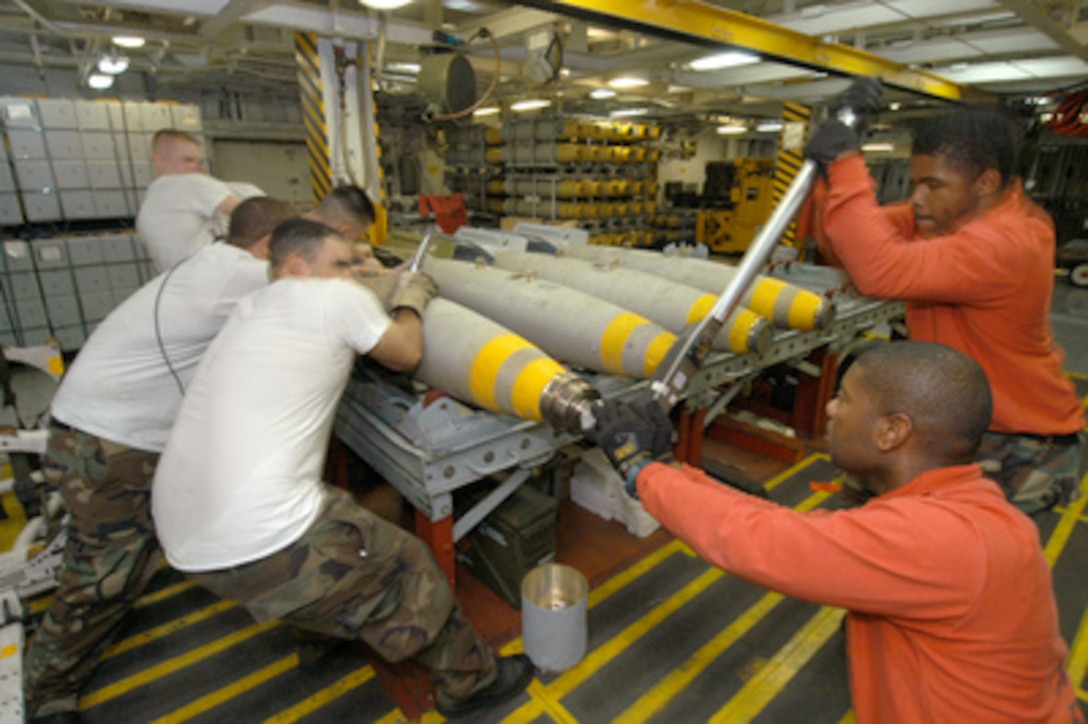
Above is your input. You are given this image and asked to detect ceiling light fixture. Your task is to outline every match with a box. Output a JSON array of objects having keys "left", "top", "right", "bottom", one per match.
[
  {"left": 358, "top": 0, "right": 413, "bottom": 9},
  {"left": 716, "top": 124, "right": 748, "bottom": 135},
  {"left": 87, "top": 73, "right": 115, "bottom": 90},
  {"left": 610, "top": 108, "right": 649, "bottom": 117},
  {"left": 112, "top": 36, "right": 145, "bottom": 49},
  {"left": 608, "top": 76, "right": 649, "bottom": 89},
  {"left": 888, "top": 101, "right": 902, "bottom": 111},
  {"left": 689, "top": 50, "right": 760, "bottom": 71},
  {"left": 473, "top": 106, "right": 501, "bottom": 117},
  {"left": 861, "top": 142, "right": 895, "bottom": 153},
  {"left": 97, "top": 54, "right": 129, "bottom": 74},
  {"left": 756, "top": 121, "right": 783, "bottom": 132},
  {"left": 511, "top": 99, "right": 551, "bottom": 112},
  {"left": 590, "top": 88, "right": 616, "bottom": 99}
]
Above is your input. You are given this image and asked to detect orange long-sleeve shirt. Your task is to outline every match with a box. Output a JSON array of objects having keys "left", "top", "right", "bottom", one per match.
[
  {"left": 638, "top": 462, "right": 1083, "bottom": 723},
  {"left": 820, "top": 155, "right": 1083, "bottom": 436}
]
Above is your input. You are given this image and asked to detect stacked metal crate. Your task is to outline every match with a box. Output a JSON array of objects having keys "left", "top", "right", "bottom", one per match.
[
  {"left": 0, "top": 96, "right": 201, "bottom": 351},
  {"left": 0, "top": 96, "right": 203, "bottom": 225},
  {"left": 0, "top": 233, "right": 155, "bottom": 351}
]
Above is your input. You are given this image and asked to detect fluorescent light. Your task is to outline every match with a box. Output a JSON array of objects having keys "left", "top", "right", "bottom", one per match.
[
  {"left": 112, "top": 36, "right": 145, "bottom": 49},
  {"left": 861, "top": 142, "right": 895, "bottom": 153},
  {"left": 717, "top": 124, "right": 748, "bottom": 135},
  {"left": 689, "top": 50, "right": 760, "bottom": 71},
  {"left": 386, "top": 61, "right": 421, "bottom": 74},
  {"left": 888, "top": 101, "right": 902, "bottom": 111},
  {"left": 358, "top": 0, "right": 412, "bottom": 8},
  {"left": 87, "top": 73, "right": 115, "bottom": 90},
  {"left": 590, "top": 88, "right": 616, "bottom": 99},
  {"left": 756, "top": 121, "right": 783, "bottom": 132},
  {"left": 473, "top": 106, "right": 501, "bottom": 117},
  {"left": 98, "top": 55, "right": 129, "bottom": 74},
  {"left": 608, "top": 76, "right": 649, "bottom": 89},
  {"left": 511, "top": 99, "right": 551, "bottom": 112},
  {"left": 610, "top": 108, "right": 648, "bottom": 117}
]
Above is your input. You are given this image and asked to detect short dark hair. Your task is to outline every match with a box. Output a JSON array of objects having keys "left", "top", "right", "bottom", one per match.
[
  {"left": 855, "top": 341, "right": 993, "bottom": 460},
  {"left": 227, "top": 197, "right": 298, "bottom": 249},
  {"left": 317, "top": 185, "right": 375, "bottom": 227},
  {"left": 911, "top": 105, "right": 1019, "bottom": 188},
  {"left": 269, "top": 218, "right": 343, "bottom": 270}
]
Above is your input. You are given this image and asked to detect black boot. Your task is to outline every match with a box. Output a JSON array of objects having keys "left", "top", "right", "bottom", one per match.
[{"left": 436, "top": 654, "right": 535, "bottom": 720}]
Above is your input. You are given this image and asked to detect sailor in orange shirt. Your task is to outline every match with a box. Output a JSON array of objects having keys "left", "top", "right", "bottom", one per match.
[
  {"left": 588, "top": 341, "right": 1083, "bottom": 723},
  {"left": 803, "top": 82, "right": 1085, "bottom": 515}
]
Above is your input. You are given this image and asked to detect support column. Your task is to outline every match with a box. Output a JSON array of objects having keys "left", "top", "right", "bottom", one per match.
[
  {"left": 294, "top": 32, "right": 333, "bottom": 205},
  {"left": 773, "top": 101, "right": 811, "bottom": 257}
]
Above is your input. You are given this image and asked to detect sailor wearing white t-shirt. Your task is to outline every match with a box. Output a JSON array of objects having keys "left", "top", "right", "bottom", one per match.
[
  {"left": 135, "top": 129, "right": 243, "bottom": 272},
  {"left": 152, "top": 219, "right": 534, "bottom": 719},
  {"left": 23, "top": 198, "right": 299, "bottom": 724}
]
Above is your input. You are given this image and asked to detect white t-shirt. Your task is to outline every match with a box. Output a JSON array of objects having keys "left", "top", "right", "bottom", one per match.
[
  {"left": 51, "top": 244, "right": 270, "bottom": 452},
  {"left": 152, "top": 278, "right": 391, "bottom": 572},
  {"left": 136, "top": 173, "right": 237, "bottom": 272}
]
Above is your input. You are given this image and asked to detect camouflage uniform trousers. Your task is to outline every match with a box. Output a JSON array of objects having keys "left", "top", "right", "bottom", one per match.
[
  {"left": 23, "top": 427, "right": 162, "bottom": 718},
  {"left": 189, "top": 485, "right": 497, "bottom": 709},
  {"left": 978, "top": 431, "right": 1087, "bottom": 515}
]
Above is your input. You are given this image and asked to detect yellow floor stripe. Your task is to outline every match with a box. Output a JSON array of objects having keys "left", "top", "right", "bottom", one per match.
[
  {"left": 135, "top": 579, "right": 194, "bottom": 608},
  {"left": 588, "top": 537, "right": 693, "bottom": 608},
  {"left": 102, "top": 600, "right": 237, "bottom": 659},
  {"left": 839, "top": 709, "right": 858, "bottom": 723},
  {"left": 547, "top": 566, "right": 726, "bottom": 699},
  {"left": 264, "top": 664, "right": 376, "bottom": 724},
  {"left": 153, "top": 654, "right": 298, "bottom": 723},
  {"left": 80, "top": 620, "right": 279, "bottom": 709},
  {"left": 614, "top": 592, "right": 786, "bottom": 723},
  {"left": 764, "top": 452, "right": 830, "bottom": 492},
  {"left": 375, "top": 710, "right": 446, "bottom": 724},
  {"left": 500, "top": 679, "right": 579, "bottom": 723},
  {"left": 709, "top": 606, "right": 847, "bottom": 723}
]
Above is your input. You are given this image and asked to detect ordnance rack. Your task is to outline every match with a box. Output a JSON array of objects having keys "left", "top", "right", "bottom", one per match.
[{"left": 333, "top": 266, "right": 905, "bottom": 584}]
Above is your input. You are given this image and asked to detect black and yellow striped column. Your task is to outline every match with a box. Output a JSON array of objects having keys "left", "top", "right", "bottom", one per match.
[
  {"left": 295, "top": 33, "right": 332, "bottom": 205},
  {"left": 772, "top": 102, "right": 811, "bottom": 256}
]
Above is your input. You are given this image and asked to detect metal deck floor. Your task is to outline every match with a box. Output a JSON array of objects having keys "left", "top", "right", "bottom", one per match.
[{"left": 40, "top": 446, "right": 1087, "bottom": 723}]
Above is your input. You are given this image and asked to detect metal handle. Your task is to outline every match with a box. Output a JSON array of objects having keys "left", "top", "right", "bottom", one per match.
[
  {"left": 408, "top": 225, "right": 438, "bottom": 272},
  {"left": 647, "top": 101, "right": 866, "bottom": 414}
]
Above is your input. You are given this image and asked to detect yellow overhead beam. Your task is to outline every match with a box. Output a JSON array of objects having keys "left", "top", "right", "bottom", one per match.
[{"left": 526, "top": 0, "right": 970, "bottom": 101}]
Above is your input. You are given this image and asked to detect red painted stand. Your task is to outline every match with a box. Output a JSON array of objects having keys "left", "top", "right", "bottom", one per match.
[
  {"left": 414, "top": 508, "right": 457, "bottom": 586},
  {"left": 706, "top": 347, "right": 839, "bottom": 463}
]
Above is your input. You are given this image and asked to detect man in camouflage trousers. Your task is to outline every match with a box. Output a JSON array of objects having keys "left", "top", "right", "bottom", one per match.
[
  {"left": 189, "top": 487, "right": 497, "bottom": 704},
  {"left": 978, "top": 431, "right": 1087, "bottom": 515},
  {"left": 24, "top": 197, "right": 298, "bottom": 723},
  {"left": 151, "top": 220, "right": 534, "bottom": 719}
]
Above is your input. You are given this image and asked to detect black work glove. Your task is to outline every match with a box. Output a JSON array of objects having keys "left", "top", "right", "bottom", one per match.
[
  {"left": 804, "top": 119, "right": 861, "bottom": 166},
  {"left": 805, "top": 77, "right": 883, "bottom": 167},
  {"left": 831, "top": 76, "right": 882, "bottom": 122},
  {"left": 588, "top": 398, "right": 675, "bottom": 499}
]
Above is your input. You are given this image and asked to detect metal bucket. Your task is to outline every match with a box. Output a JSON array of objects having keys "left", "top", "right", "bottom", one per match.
[{"left": 521, "top": 563, "right": 588, "bottom": 672}]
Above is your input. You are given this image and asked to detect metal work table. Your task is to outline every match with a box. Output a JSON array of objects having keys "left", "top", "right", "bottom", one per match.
[{"left": 333, "top": 276, "right": 904, "bottom": 583}]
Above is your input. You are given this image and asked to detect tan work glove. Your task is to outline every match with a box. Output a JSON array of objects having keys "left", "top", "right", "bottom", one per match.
[
  {"left": 388, "top": 270, "right": 437, "bottom": 318},
  {"left": 353, "top": 268, "right": 399, "bottom": 311}
]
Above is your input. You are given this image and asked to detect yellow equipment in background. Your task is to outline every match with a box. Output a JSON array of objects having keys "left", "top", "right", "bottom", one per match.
[{"left": 696, "top": 158, "right": 776, "bottom": 254}]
